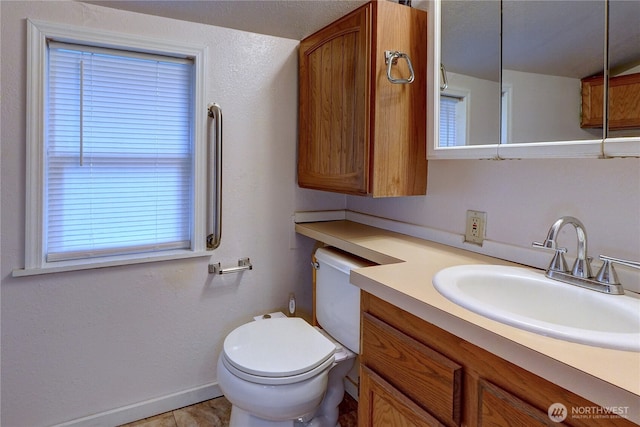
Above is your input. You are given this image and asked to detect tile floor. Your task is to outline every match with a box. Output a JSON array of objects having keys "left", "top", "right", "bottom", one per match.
[{"left": 119, "top": 393, "right": 358, "bottom": 427}]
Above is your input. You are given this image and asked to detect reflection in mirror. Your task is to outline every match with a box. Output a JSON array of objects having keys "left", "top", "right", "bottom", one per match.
[
  {"left": 439, "top": 1, "right": 500, "bottom": 147},
  {"left": 502, "top": 0, "right": 605, "bottom": 144},
  {"left": 606, "top": 0, "right": 640, "bottom": 139}
]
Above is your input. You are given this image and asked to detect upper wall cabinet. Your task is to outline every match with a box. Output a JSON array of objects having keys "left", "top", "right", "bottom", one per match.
[
  {"left": 604, "top": 0, "right": 640, "bottom": 157},
  {"left": 298, "top": 1, "right": 427, "bottom": 197},
  {"left": 581, "top": 73, "right": 640, "bottom": 130}
]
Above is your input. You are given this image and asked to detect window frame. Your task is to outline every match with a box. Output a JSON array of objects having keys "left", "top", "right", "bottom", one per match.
[
  {"left": 439, "top": 87, "right": 470, "bottom": 147},
  {"left": 501, "top": 83, "right": 513, "bottom": 144},
  {"left": 19, "top": 19, "right": 210, "bottom": 276}
]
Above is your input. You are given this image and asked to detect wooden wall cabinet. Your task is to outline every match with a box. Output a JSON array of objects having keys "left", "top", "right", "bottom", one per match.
[
  {"left": 298, "top": 1, "right": 427, "bottom": 197},
  {"left": 581, "top": 72, "right": 640, "bottom": 130},
  {"left": 360, "top": 292, "right": 637, "bottom": 427}
]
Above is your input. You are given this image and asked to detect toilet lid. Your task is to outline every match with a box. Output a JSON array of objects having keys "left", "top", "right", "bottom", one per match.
[{"left": 223, "top": 318, "right": 336, "bottom": 377}]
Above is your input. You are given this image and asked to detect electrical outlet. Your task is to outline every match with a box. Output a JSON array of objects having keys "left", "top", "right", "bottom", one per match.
[{"left": 465, "top": 210, "right": 487, "bottom": 245}]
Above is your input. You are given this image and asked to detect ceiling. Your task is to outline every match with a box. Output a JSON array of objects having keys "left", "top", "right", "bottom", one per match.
[
  {"left": 88, "top": 0, "right": 639, "bottom": 81},
  {"left": 442, "top": 0, "right": 640, "bottom": 81},
  {"left": 87, "top": 0, "right": 372, "bottom": 41}
]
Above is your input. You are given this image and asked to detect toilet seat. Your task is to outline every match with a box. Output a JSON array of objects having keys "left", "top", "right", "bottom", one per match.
[{"left": 222, "top": 317, "right": 336, "bottom": 385}]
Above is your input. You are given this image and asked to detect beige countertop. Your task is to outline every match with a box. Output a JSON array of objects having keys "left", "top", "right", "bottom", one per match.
[{"left": 296, "top": 220, "right": 640, "bottom": 423}]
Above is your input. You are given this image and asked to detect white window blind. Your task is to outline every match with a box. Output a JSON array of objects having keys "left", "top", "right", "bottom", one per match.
[
  {"left": 440, "top": 92, "right": 468, "bottom": 147},
  {"left": 440, "top": 95, "right": 459, "bottom": 147},
  {"left": 46, "top": 42, "right": 195, "bottom": 261}
]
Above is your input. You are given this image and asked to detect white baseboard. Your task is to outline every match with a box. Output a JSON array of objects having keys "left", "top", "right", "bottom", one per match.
[{"left": 53, "top": 383, "right": 223, "bottom": 427}]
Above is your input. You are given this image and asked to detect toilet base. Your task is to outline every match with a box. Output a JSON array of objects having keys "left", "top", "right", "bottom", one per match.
[
  {"left": 222, "top": 355, "right": 355, "bottom": 427},
  {"left": 306, "top": 354, "right": 354, "bottom": 427},
  {"left": 230, "top": 406, "right": 297, "bottom": 427}
]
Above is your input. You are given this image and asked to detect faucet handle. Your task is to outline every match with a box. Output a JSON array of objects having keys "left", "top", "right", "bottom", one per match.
[
  {"left": 595, "top": 259, "right": 620, "bottom": 286},
  {"left": 595, "top": 255, "right": 640, "bottom": 286},
  {"left": 532, "top": 241, "right": 567, "bottom": 252},
  {"left": 599, "top": 255, "right": 640, "bottom": 270},
  {"left": 533, "top": 242, "right": 569, "bottom": 272},
  {"left": 549, "top": 249, "right": 570, "bottom": 273},
  {"left": 572, "top": 256, "right": 593, "bottom": 279}
]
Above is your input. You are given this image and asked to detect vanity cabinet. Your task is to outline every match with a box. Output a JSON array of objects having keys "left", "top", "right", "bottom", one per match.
[
  {"left": 581, "top": 72, "right": 640, "bottom": 130},
  {"left": 359, "top": 292, "right": 636, "bottom": 427},
  {"left": 297, "top": 1, "right": 427, "bottom": 197}
]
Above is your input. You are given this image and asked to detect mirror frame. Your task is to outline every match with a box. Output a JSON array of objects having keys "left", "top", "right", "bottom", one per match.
[{"left": 427, "top": 0, "right": 640, "bottom": 160}]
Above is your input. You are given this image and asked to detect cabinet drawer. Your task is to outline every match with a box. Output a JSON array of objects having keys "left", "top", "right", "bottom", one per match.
[{"left": 361, "top": 312, "right": 463, "bottom": 427}]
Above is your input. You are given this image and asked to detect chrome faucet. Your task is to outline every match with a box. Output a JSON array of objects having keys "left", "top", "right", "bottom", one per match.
[
  {"left": 533, "top": 216, "right": 592, "bottom": 278},
  {"left": 533, "top": 216, "right": 639, "bottom": 295}
]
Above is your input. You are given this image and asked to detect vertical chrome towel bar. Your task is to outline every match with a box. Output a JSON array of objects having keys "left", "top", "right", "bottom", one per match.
[{"left": 207, "top": 103, "right": 222, "bottom": 250}]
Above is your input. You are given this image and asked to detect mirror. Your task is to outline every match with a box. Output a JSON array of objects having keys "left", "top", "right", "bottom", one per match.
[
  {"left": 436, "top": 0, "right": 639, "bottom": 155},
  {"left": 606, "top": 0, "right": 640, "bottom": 139},
  {"left": 439, "top": 1, "right": 501, "bottom": 147},
  {"left": 502, "top": 1, "right": 605, "bottom": 144}
]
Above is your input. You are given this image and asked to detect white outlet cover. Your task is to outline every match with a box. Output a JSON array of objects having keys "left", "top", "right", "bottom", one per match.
[{"left": 465, "top": 210, "right": 487, "bottom": 245}]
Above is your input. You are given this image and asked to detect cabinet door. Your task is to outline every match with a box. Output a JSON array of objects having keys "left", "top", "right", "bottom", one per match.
[
  {"left": 298, "top": 4, "right": 370, "bottom": 195},
  {"left": 360, "top": 366, "right": 445, "bottom": 427},
  {"left": 609, "top": 73, "right": 640, "bottom": 130},
  {"left": 581, "top": 73, "right": 640, "bottom": 130},
  {"left": 478, "top": 380, "right": 558, "bottom": 427}
]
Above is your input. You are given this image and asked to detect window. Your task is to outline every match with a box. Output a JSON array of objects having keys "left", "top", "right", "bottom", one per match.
[
  {"left": 439, "top": 89, "right": 468, "bottom": 147},
  {"left": 22, "top": 20, "right": 208, "bottom": 274}
]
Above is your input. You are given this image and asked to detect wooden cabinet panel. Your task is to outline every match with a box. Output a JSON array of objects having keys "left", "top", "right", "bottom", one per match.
[
  {"left": 299, "top": 5, "right": 369, "bottom": 194},
  {"left": 361, "top": 292, "right": 638, "bottom": 427},
  {"left": 478, "top": 380, "right": 556, "bottom": 427},
  {"left": 360, "top": 366, "right": 445, "bottom": 427},
  {"left": 369, "top": 1, "right": 427, "bottom": 197},
  {"left": 609, "top": 74, "right": 640, "bottom": 129},
  {"left": 581, "top": 76, "right": 604, "bottom": 127},
  {"left": 362, "top": 312, "right": 462, "bottom": 427},
  {"left": 581, "top": 73, "right": 640, "bottom": 129},
  {"left": 298, "top": 1, "right": 427, "bottom": 197}
]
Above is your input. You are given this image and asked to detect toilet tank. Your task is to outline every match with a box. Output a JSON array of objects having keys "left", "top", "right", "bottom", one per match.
[{"left": 314, "top": 247, "right": 373, "bottom": 353}]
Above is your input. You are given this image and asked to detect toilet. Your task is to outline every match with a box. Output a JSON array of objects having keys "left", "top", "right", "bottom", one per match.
[{"left": 217, "top": 247, "right": 371, "bottom": 426}]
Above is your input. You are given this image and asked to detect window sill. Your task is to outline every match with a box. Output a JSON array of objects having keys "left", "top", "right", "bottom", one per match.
[{"left": 12, "top": 250, "right": 213, "bottom": 277}]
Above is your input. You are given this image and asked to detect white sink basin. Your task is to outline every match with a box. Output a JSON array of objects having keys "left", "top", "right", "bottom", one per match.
[{"left": 433, "top": 265, "right": 640, "bottom": 351}]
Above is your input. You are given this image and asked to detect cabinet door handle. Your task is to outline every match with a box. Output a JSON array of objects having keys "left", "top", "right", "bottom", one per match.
[{"left": 385, "top": 50, "right": 415, "bottom": 84}]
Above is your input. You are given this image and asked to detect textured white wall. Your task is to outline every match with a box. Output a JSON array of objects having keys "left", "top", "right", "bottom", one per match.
[
  {"left": 348, "top": 158, "right": 640, "bottom": 274},
  {"left": 503, "top": 69, "right": 600, "bottom": 143},
  {"left": 445, "top": 72, "right": 501, "bottom": 146},
  {"left": 0, "top": 2, "right": 343, "bottom": 425},
  {"left": 3, "top": 2, "right": 640, "bottom": 426}
]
